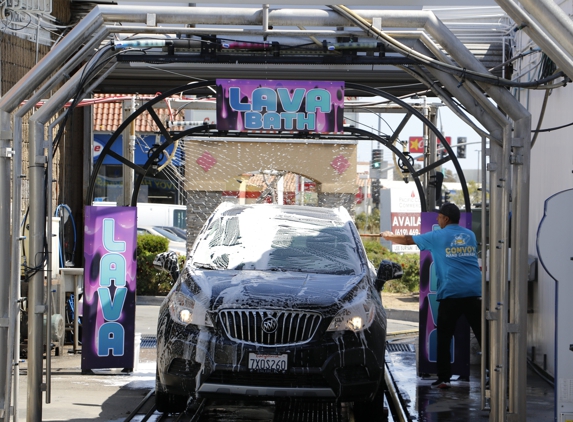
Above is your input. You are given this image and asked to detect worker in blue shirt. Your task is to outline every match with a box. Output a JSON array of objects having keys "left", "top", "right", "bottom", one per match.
[{"left": 382, "top": 203, "right": 482, "bottom": 389}]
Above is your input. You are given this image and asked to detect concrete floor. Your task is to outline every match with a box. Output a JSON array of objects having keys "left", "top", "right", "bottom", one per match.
[{"left": 13, "top": 295, "right": 555, "bottom": 421}]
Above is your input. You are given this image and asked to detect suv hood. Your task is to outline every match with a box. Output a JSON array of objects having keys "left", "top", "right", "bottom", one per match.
[{"left": 185, "top": 269, "right": 366, "bottom": 311}]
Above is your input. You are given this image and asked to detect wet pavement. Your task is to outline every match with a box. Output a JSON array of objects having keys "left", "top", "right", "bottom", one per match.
[
  {"left": 386, "top": 337, "right": 555, "bottom": 421},
  {"left": 14, "top": 295, "right": 555, "bottom": 421}
]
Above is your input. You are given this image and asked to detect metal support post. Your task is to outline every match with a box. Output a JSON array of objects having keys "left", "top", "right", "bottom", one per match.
[
  {"left": 26, "top": 64, "right": 89, "bottom": 422},
  {"left": 8, "top": 115, "right": 24, "bottom": 422},
  {"left": 427, "top": 104, "right": 438, "bottom": 211},
  {"left": 487, "top": 125, "right": 512, "bottom": 421},
  {"left": 121, "top": 98, "right": 137, "bottom": 206},
  {"left": 508, "top": 118, "right": 531, "bottom": 417},
  {"left": 27, "top": 120, "right": 47, "bottom": 422},
  {"left": 480, "top": 135, "right": 489, "bottom": 410},
  {"left": 0, "top": 119, "right": 13, "bottom": 421}
]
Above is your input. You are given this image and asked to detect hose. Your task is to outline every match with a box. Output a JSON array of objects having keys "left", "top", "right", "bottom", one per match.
[{"left": 54, "top": 204, "right": 76, "bottom": 268}]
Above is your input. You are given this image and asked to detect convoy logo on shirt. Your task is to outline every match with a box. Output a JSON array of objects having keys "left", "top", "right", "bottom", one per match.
[
  {"left": 445, "top": 233, "right": 476, "bottom": 257},
  {"left": 453, "top": 233, "right": 470, "bottom": 246}
]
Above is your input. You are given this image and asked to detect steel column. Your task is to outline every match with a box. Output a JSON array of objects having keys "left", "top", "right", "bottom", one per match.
[
  {"left": 519, "top": 0, "right": 573, "bottom": 66},
  {"left": 508, "top": 116, "right": 531, "bottom": 417},
  {"left": 0, "top": 132, "right": 12, "bottom": 421},
  {"left": 487, "top": 125, "right": 512, "bottom": 420},
  {"left": 26, "top": 66, "right": 89, "bottom": 422},
  {"left": 494, "top": 0, "right": 573, "bottom": 81},
  {"left": 26, "top": 117, "right": 46, "bottom": 422}
]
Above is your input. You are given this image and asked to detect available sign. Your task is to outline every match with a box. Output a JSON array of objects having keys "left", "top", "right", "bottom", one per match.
[
  {"left": 216, "top": 79, "right": 345, "bottom": 133},
  {"left": 389, "top": 188, "right": 421, "bottom": 253},
  {"left": 82, "top": 206, "right": 137, "bottom": 370},
  {"left": 391, "top": 212, "right": 421, "bottom": 236}
]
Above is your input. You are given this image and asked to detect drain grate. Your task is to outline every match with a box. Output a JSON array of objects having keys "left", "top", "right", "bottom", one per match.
[
  {"left": 140, "top": 335, "right": 157, "bottom": 349},
  {"left": 386, "top": 342, "right": 415, "bottom": 353},
  {"left": 274, "top": 399, "right": 345, "bottom": 422}
]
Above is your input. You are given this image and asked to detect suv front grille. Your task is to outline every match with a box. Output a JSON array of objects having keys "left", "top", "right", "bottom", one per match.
[{"left": 218, "top": 309, "right": 322, "bottom": 347}]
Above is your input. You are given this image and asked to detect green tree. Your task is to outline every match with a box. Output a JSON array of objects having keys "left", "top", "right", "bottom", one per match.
[
  {"left": 451, "top": 180, "right": 487, "bottom": 207},
  {"left": 136, "top": 234, "right": 184, "bottom": 296},
  {"left": 367, "top": 208, "right": 380, "bottom": 233},
  {"left": 362, "top": 240, "right": 420, "bottom": 293},
  {"left": 354, "top": 209, "right": 380, "bottom": 234},
  {"left": 444, "top": 168, "right": 458, "bottom": 182},
  {"left": 355, "top": 212, "right": 367, "bottom": 232}
]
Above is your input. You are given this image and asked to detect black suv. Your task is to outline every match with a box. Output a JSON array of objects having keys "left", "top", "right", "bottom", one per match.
[{"left": 154, "top": 203, "right": 403, "bottom": 417}]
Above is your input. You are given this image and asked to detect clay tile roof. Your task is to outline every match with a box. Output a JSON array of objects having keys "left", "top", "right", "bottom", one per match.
[
  {"left": 243, "top": 173, "right": 305, "bottom": 192},
  {"left": 92, "top": 93, "right": 185, "bottom": 133}
]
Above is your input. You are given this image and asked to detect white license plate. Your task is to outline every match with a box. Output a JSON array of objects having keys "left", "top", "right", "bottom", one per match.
[{"left": 248, "top": 353, "right": 288, "bottom": 372}]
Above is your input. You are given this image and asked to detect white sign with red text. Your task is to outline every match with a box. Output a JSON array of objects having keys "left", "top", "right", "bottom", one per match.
[{"left": 390, "top": 188, "right": 421, "bottom": 253}]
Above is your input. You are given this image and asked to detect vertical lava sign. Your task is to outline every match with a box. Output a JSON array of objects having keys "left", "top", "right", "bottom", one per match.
[
  {"left": 82, "top": 206, "right": 137, "bottom": 370},
  {"left": 216, "top": 79, "right": 345, "bottom": 133}
]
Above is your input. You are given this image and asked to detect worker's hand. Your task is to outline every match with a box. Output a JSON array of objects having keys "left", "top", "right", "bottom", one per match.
[{"left": 381, "top": 231, "right": 394, "bottom": 239}]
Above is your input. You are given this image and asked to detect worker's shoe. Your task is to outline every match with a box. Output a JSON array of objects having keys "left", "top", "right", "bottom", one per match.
[{"left": 431, "top": 379, "right": 451, "bottom": 389}]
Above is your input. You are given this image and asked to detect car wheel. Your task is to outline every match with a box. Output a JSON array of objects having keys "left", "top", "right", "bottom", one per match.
[
  {"left": 155, "top": 390, "right": 187, "bottom": 414},
  {"left": 352, "top": 384, "right": 387, "bottom": 422},
  {"left": 155, "top": 370, "right": 188, "bottom": 414}
]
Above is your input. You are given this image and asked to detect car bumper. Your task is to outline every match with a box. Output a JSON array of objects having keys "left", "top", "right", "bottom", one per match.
[{"left": 157, "top": 314, "right": 386, "bottom": 401}]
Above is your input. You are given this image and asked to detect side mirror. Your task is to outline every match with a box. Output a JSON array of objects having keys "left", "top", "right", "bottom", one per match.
[
  {"left": 153, "top": 251, "right": 181, "bottom": 283},
  {"left": 375, "top": 260, "right": 404, "bottom": 291}
]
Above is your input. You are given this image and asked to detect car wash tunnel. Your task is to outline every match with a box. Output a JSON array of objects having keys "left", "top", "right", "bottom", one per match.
[{"left": 0, "top": 2, "right": 571, "bottom": 421}]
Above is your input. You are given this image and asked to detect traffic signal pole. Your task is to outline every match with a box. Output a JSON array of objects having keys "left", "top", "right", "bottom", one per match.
[
  {"left": 370, "top": 149, "right": 383, "bottom": 208},
  {"left": 426, "top": 103, "right": 438, "bottom": 211}
]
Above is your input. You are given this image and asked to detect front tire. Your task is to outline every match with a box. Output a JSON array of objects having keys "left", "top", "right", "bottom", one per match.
[
  {"left": 352, "top": 384, "right": 387, "bottom": 422},
  {"left": 155, "top": 390, "right": 187, "bottom": 414},
  {"left": 155, "top": 369, "right": 188, "bottom": 413}
]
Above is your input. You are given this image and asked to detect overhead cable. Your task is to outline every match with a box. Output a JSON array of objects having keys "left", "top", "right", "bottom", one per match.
[{"left": 328, "top": 5, "right": 569, "bottom": 89}]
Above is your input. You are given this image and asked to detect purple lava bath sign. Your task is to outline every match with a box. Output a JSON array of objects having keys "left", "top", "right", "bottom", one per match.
[
  {"left": 82, "top": 205, "right": 137, "bottom": 370},
  {"left": 216, "top": 79, "right": 345, "bottom": 133}
]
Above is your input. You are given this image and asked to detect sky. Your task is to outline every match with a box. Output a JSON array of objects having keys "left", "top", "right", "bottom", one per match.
[{"left": 353, "top": 98, "right": 487, "bottom": 179}]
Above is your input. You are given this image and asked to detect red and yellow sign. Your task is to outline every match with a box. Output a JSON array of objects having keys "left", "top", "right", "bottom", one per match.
[
  {"left": 409, "top": 136, "right": 451, "bottom": 154},
  {"left": 409, "top": 136, "right": 424, "bottom": 153}
]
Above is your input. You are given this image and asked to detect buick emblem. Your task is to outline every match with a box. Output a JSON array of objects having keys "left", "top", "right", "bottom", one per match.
[{"left": 262, "top": 317, "right": 278, "bottom": 334}]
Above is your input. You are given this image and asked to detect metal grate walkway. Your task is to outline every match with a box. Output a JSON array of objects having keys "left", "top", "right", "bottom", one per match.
[
  {"left": 140, "top": 335, "right": 157, "bottom": 349},
  {"left": 386, "top": 343, "right": 415, "bottom": 353},
  {"left": 273, "top": 400, "right": 346, "bottom": 422}
]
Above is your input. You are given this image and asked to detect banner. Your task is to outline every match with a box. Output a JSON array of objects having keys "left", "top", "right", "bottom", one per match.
[
  {"left": 82, "top": 206, "right": 137, "bottom": 370},
  {"left": 418, "top": 211, "right": 471, "bottom": 378},
  {"left": 216, "top": 79, "right": 345, "bottom": 133}
]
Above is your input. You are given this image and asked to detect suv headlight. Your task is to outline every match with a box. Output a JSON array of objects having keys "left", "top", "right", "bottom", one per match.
[
  {"left": 327, "top": 297, "right": 376, "bottom": 332},
  {"left": 168, "top": 291, "right": 213, "bottom": 327}
]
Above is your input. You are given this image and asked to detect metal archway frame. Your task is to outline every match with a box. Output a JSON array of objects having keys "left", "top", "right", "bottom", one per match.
[
  {"left": 87, "top": 80, "right": 471, "bottom": 213},
  {"left": 87, "top": 80, "right": 214, "bottom": 205},
  {"left": 131, "top": 123, "right": 214, "bottom": 206},
  {"left": 0, "top": 7, "right": 534, "bottom": 420}
]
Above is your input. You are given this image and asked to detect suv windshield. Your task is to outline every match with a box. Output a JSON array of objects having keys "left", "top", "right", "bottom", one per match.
[{"left": 190, "top": 207, "right": 362, "bottom": 275}]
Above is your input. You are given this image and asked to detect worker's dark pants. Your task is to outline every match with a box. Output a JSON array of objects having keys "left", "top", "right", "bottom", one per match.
[{"left": 436, "top": 297, "right": 482, "bottom": 381}]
